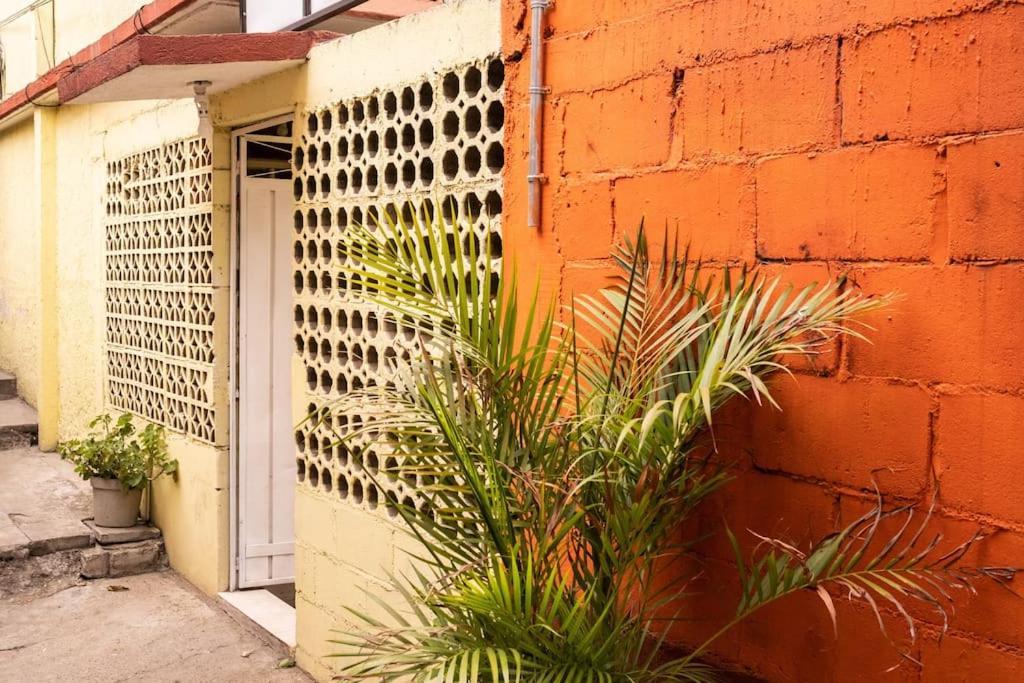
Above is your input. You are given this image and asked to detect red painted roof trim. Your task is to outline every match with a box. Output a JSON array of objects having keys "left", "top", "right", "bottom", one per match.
[
  {"left": 57, "top": 32, "right": 338, "bottom": 103},
  {"left": 0, "top": 0, "right": 201, "bottom": 122}
]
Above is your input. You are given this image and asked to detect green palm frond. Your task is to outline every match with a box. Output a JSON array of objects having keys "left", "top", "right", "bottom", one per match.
[
  {"left": 322, "top": 203, "right": 1013, "bottom": 680},
  {"left": 715, "top": 497, "right": 1016, "bottom": 659}
]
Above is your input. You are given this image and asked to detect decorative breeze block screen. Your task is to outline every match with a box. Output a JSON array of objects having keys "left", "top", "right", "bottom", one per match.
[
  {"left": 104, "top": 137, "right": 218, "bottom": 443},
  {"left": 293, "top": 56, "right": 506, "bottom": 514}
]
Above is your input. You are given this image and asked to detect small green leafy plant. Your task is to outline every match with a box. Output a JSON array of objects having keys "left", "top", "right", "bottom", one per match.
[{"left": 58, "top": 413, "right": 178, "bottom": 491}]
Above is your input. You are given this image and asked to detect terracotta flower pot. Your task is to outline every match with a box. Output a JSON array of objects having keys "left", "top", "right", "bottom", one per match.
[{"left": 91, "top": 477, "right": 142, "bottom": 528}]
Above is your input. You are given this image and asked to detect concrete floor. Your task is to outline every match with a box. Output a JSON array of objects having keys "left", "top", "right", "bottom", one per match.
[
  {"left": 0, "top": 447, "right": 92, "bottom": 559},
  {"left": 0, "top": 572, "right": 311, "bottom": 682}
]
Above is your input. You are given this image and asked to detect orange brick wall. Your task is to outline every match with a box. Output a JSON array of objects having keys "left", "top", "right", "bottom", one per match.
[{"left": 501, "top": 1, "right": 1024, "bottom": 679}]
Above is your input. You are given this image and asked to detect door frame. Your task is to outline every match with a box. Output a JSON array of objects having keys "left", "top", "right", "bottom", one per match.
[{"left": 228, "top": 114, "right": 295, "bottom": 591}]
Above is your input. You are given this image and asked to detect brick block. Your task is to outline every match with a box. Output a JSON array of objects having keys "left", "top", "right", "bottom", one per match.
[
  {"left": 547, "top": 15, "right": 680, "bottom": 94},
  {"left": 560, "top": 262, "right": 618, "bottom": 303},
  {"left": 756, "top": 262, "right": 848, "bottom": 375},
  {"left": 921, "top": 633, "right": 1024, "bottom": 682},
  {"left": 739, "top": 588, "right": 919, "bottom": 682},
  {"left": 295, "top": 596, "right": 343, "bottom": 679},
  {"left": 836, "top": 500, "right": 1024, "bottom": 648},
  {"left": 657, "top": 558, "right": 744, "bottom": 665},
  {"left": 309, "top": 552, "right": 352, "bottom": 613},
  {"left": 846, "top": 265, "right": 1024, "bottom": 388},
  {"left": 80, "top": 546, "right": 110, "bottom": 579},
  {"left": 756, "top": 144, "right": 939, "bottom": 260},
  {"left": 558, "top": 262, "right": 620, "bottom": 343},
  {"left": 939, "top": 525, "right": 1024, "bottom": 648},
  {"left": 546, "top": 0, "right": 986, "bottom": 93},
  {"left": 830, "top": 603, "right": 920, "bottom": 682},
  {"left": 693, "top": 469, "right": 838, "bottom": 563},
  {"left": 295, "top": 488, "right": 337, "bottom": 555},
  {"left": 935, "top": 393, "right": 1024, "bottom": 523},
  {"left": 107, "top": 540, "right": 164, "bottom": 577},
  {"left": 679, "top": 0, "right": 986, "bottom": 64},
  {"left": 553, "top": 179, "right": 614, "bottom": 261},
  {"left": 748, "top": 377, "right": 930, "bottom": 495},
  {"left": 548, "top": 0, "right": 680, "bottom": 36},
  {"left": 613, "top": 164, "right": 755, "bottom": 261},
  {"left": 682, "top": 40, "right": 837, "bottom": 158},
  {"left": 295, "top": 544, "right": 315, "bottom": 602},
  {"left": 563, "top": 76, "right": 675, "bottom": 173},
  {"left": 332, "top": 503, "right": 394, "bottom": 576},
  {"left": 338, "top": 564, "right": 404, "bottom": 627},
  {"left": 841, "top": 6, "right": 1024, "bottom": 142},
  {"left": 948, "top": 132, "right": 1024, "bottom": 260}
]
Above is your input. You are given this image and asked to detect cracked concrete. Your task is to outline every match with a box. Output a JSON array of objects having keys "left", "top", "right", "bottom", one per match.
[
  {"left": 0, "top": 447, "right": 92, "bottom": 559},
  {"left": 0, "top": 572, "right": 310, "bottom": 682}
]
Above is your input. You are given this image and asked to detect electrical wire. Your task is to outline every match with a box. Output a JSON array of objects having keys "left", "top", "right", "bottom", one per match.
[
  {"left": 0, "top": 42, "right": 6, "bottom": 99},
  {"left": 34, "top": 5, "right": 53, "bottom": 70},
  {"left": 7, "top": 0, "right": 159, "bottom": 112},
  {"left": 0, "top": 0, "right": 52, "bottom": 31},
  {"left": 132, "top": 7, "right": 152, "bottom": 35}
]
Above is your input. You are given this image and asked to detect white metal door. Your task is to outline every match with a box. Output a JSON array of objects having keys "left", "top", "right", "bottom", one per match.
[{"left": 238, "top": 170, "right": 295, "bottom": 588}]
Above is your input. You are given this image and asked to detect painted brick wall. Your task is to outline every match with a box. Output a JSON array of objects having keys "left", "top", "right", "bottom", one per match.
[{"left": 501, "top": 1, "right": 1024, "bottom": 679}]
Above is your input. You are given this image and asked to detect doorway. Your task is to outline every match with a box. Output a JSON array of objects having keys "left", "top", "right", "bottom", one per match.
[{"left": 225, "top": 116, "right": 297, "bottom": 644}]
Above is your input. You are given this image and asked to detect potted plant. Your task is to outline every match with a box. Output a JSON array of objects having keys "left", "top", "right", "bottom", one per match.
[
  {"left": 58, "top": 413, "right": 178, "bottom": 528},
  {"left": 326, "top": 207, "right": 1017, "bottom": 680}
]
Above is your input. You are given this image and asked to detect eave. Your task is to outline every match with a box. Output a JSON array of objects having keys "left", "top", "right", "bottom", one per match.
[{"left": 57, "top": 32, "right": 337, "bottom": 104}]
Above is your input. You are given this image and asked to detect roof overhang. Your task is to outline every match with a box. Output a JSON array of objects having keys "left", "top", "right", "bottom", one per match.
[{"left": 58, "top": 32, "right": 337, "bottom": 104}]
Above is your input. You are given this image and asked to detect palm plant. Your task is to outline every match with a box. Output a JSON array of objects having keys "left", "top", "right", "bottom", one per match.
[{"left": 324, "top": 202, "right": 1014, "bottom": 681}]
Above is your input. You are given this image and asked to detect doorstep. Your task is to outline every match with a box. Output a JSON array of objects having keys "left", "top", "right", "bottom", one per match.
[{"left": 219, "top": 588, "right": 297, "bottom": 650}]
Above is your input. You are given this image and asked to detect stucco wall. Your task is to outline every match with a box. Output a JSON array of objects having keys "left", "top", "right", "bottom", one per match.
[
  {"left": 501, "top": 0, "right": 1024, "bottom": 679},
  {"left": 0, "top": 119, "right": 39, "bottom": 404},
  {"left": 52, "top": 0, "right": 148, "bottom": 58},
  {"left": 44, "top": 98, "right": 232, "bottom": 594},
  {"left": 0, "top": 7, "right": 37, "bottom": 96}
]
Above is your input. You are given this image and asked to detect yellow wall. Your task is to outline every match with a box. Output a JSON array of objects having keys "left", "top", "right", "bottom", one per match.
[
  {"left": 53, "top": 0, "right": 147, "bottom": 58},
  {"left": 0, "top": 0, "right": 148, "bottom": 97},
  {"left": 54, "top": 98, "right": 196, "bottom": 436},
  {"left": 289, "top": 1, "right": 501, "bottom": 679},
  {"left": 0, "top": 3, "right": 498, "bottom": 680},
  {"left": 47, "top": 97, "right": 233, "bottom": 593},
  {"left": 0, "top": 10, "right": 37, "bottom": 94},
  {"left": 151, "top": 434, "right": 230, "bottom": 595},
  {"left": 0, "top": 119, "right": 39, "bottom": 404}
]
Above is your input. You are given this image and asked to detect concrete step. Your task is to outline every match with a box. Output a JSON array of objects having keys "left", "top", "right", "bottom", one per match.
[
  {"left": 0, "top": 371, "right": 15, "bottom": 400},
  {"left": 0, "top": 448, "right": 166, "bottom": 598},
  {"left": 0, "top": 397, "right": 38, "bottom": 449},
  {"left": 0, "top": 538, "right": 168, "bottom": 598}
]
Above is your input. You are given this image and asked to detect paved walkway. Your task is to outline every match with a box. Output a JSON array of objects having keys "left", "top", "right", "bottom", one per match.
[
  {"left": 0, "top": 446, "right": 92, "bottom": 559},
  {"left": 0, "top": 448, "right": 310, "bottom": 681},
  {"left": 0, "top": 572, "right": 310, "bottom": 682}
]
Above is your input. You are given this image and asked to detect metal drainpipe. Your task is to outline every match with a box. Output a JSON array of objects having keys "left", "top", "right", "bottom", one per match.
[{"left": 527, "top": 0, "right": 551, "bottom": 228}]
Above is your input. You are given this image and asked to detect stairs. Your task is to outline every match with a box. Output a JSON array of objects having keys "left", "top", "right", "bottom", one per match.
[
  {"left": 0, "top": 371, "right": 38, "bottom": 449},
  {"left": 0, "top": 371, "right": 165, "bottom": 598}
]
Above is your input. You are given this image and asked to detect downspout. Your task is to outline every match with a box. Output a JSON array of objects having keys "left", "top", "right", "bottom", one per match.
[{"left": 527, "top": 0, "right": 551, "bottom": 228}]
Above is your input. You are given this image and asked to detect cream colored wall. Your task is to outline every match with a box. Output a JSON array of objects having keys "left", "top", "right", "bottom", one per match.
[
  {"left": 52, "top": 0, "right": 147, "bottom": 58},
  {"left": 0, "top": 10, "right": 37, "bottom": 94},
  {"left": 1, "top": 2, "right": 499, "bottom": 676},
  {"left": 0, "top": 0, "right": 144, "bottom": 96},
  {"left": 50, "top": 97, "right": 233, "bottom": 594},
  {"left": 0, "top": 119, "right": 40, "bottom": 404},
  {"left": 291, "top": 1, "right": 501, "bottom": 679},
  {"left": 54, "top": 98, "right": 197, "bottom": 436}
]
